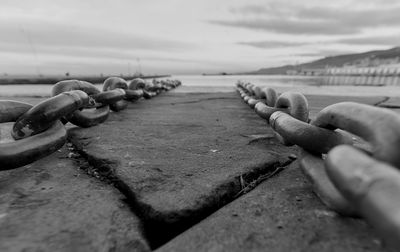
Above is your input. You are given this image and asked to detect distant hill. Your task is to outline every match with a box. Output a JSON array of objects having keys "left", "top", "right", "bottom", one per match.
[{"left": 249, "top": 47, "right": 400, "bottom": 75}]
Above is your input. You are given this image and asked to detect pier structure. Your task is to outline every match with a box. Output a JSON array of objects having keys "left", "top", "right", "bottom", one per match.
[
  {"left": 1, "top": 86, "right": 399, "bottom": 251},
  {"left": 290, "top": 66, "right": 400, "bottom": 86}
]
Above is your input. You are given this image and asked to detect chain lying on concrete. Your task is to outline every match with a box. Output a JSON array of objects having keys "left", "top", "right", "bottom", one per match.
[
  {"left": 236, "top": 80, "right": 400, "bottom": 249},
  {"left": 0, "top": 77, "right": 181, "bottom": 170}
]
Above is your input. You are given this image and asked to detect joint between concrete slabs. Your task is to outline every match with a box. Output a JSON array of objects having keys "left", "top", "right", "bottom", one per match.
[{"left": 67, "top": 133, "right": 296, "bottom": 249}]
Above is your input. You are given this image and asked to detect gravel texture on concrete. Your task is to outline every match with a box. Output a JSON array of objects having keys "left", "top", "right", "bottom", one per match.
[{"left": 0, "top": 147, "right": 149, "bottom": 252}]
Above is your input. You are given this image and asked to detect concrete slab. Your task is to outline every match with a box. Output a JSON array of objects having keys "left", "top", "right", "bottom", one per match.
[
  {"left": 68, "top": 92, "right": 297, "bottom": 247},
  {"left": 158, "top": 160, "right": 394, "bottom": 252},
  {"left": 0, "top": 92, "right": 392, "bottom": 250},
  {"left": 0, "top": 147, "right": 149, "bottom": 252}
]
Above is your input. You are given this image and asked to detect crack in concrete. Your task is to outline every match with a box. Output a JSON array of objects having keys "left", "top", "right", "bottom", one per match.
[
  {"left": 373, "top": 96, "right": 390, "bottom": 106},
  {"left": 235, "top": 166, "right": 287, "bottom": 198},
  {"left": 67, "top": 136, "right": 296, "bottom": 250},
  {"left": 376, "top": 99, "right": 400, "bottom": 109},
  {"left": 373, "top": 96, "right": 400, "bottom": 109}
]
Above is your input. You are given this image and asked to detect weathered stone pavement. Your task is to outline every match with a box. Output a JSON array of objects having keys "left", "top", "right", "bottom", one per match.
[
  {"left": 158, "top": 161, "right": 392, "bottom": 252},
  {"left": 156, "top": 93, "right": 392, "bottom": 252},
  {"left": 68, "top": 92, "right": 297, "bottom": 247},
  {"left": 0, "top": 147, "right": 149, "bottom": 252},
  {"left": 0, "top": 91, "right": 395, "bottom": 251}
]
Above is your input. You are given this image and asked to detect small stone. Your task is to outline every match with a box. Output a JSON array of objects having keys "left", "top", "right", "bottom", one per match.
[
  {"left": 128, "top": 160, "right": 145, "bottom": 167},
  {"left": 314, "top": 209, "right": 337, "bottom": 218},
  {"left": 254, "top": 209, "right": 262, "bottom": 216},
  {"left": 67, "top": 152, "right": 79, "bottom": 159},
  {"left": 372, "top": 239, "right": 382, "bottom": 246}
]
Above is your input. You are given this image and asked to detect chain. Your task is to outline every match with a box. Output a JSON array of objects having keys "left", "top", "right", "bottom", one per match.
[
  {"left": 0, "top": 77, "right": 180, "bottom": 169},
  {"left": 326, "top": 145, "right": 400, "bottom": 248},
  {"left": 236, "top": 80, "right": 400, "bottom": 249},
  {"left": 3, "top": 76, "right": 398, "bottom": 246},
  {"left": 299, "top": 150, "right": 358, "bottom": 216},
  {"left": 237, "top": 81, "right": 309, "bottom": 123},
  {"left": 103, "top": 77, "right": 130, "bottom": 111},
  {"left": 12, "top": 90, "right": 90, "bottom": 139}
]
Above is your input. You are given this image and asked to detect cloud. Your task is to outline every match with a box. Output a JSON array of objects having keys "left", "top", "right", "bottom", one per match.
[
  {"left": 0, "top": 18, "right": 194, "bottom": 53},
  {"left": 229, "top": 5, "right": 270, "bottom": 15},
  {"left": 228, "top": 1, "right": 295, "bottom": 17},
  {"left": 293, "top": 49, "right": 357, "bottom": 58},
  {"left": 297, "top": 6, "right": 400, "bottom": 28},
  {"left": 238, "top": 40, "right": 308, "bottom": 48},
  {"left": 211, "top": 4, "right": 400, "bottom": 35},
  {"left": 0, "top": 40, "right": 207, "bottom": 67},
  {"left": 238, "top": 35, "right": 400, "bottom": 51},
  {"left": 336, "top": 35, "right": 400, "bottom": 46},
  {"left": 0, "top": 17, "right": 203, "bottom": 75},
  {"left": 210, "top": 19, "right": 358, "bottom": 35}
]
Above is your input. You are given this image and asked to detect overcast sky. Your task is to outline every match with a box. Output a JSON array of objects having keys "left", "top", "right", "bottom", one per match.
[{"left": 1, "top": 0, "right": 400, "bottom": 76}]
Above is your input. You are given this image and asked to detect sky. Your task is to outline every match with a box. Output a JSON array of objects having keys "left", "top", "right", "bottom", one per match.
[{"left": 1, "top": 0, "right": 400, "bottom": 76}]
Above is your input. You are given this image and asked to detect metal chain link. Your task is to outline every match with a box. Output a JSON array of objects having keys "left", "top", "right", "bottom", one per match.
[
  {"left": 236, "top": 80, "right": 400, "bottom": 249},
  {"left": 326, "top": 145, "right": 400, "bottom": 248},
  {"left": 0, "top": 100, "right": 67, "bottom": 169},
  {"left": 12, "top": 90, "right": 90, "bottom": 139},
  {"left": 236, "top": 81, "right": 309, "bottom": 122},
  {"left": 103, "top": 77, "right": 130, "bottom": 111},
  {"left": 0, "top": 77, "right": 181, "bottom": 169}
]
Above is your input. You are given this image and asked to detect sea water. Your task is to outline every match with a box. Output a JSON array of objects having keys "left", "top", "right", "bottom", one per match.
[
  {"left": 0, "top": 75, "right": 399, "bottom": 97},
  {"left": 172, "top": 75, "right": 400, "bottom": 97}
]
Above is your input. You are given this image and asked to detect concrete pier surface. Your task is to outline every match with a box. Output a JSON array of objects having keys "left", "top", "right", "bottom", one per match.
[{"left": 0, "top": 88, "right": 398, "bottom": 251}]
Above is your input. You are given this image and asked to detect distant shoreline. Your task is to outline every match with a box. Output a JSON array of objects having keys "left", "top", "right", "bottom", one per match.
[{"left": 0, "top": 74, "right": 170, "bottom": 85}]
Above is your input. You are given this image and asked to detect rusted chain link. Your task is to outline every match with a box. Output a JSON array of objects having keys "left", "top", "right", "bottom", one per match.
[
  {"left": 236, "top": 82, "right": 308, "bottom": 122},
  {"left": 12, "top": 90, "right": 91, "bottom": 139},
  {"left": 299, "top": 150, "right": 358, "bottom": 216},
  {"left": 236, "top": 81, "right": 400, "bottom": 249},
  {"left": 91, "top": 89, "right": 126, "bottom": 106},
  {"left": 313, "top": 102, "right": 400, "bottom": 167},
  {"left": 326, "top": 145, "right": 400, "bottom": 249},
  {"left": 281, "top": 102, "right": 400, "bottom": 219},
  {"left": 0, "top": 77, "right": 181, "bottom": 169},
  {"left": 269, "top": 111, "right": 353, "bottom": 152},
  {"left": 128, "top": 78, "right": 147, "bottom": 100},
  {"left": 0, "top": 101, "right": 67, "bottom": 169},
  {"left": 52, "top": 80, "right": 110, "bottom": 127},
  {"left": 103, "top": 77, "right": 129, "bottom": 111}
]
